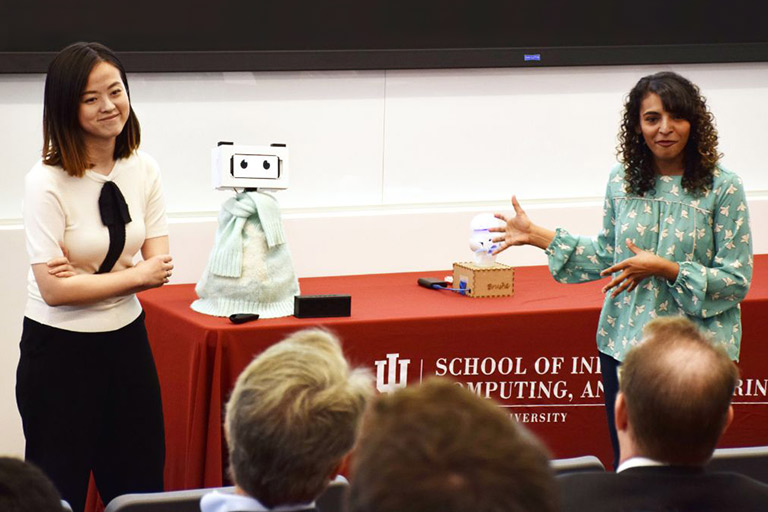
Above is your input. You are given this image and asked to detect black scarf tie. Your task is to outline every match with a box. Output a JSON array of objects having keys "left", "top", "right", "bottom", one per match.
[{"left": 97, "top": 181, "right": 132, "bottom": 274}]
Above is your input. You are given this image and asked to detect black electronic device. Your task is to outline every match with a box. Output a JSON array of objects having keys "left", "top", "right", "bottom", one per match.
[
  {"left": 229, "top": 313, "right": 260, "bottom": 324},
  {"left": 418, "top": 277, "right": 450, "bottom": 290},
  {"left": 294, "top": 294, "right": 351, "bottom": 318}
]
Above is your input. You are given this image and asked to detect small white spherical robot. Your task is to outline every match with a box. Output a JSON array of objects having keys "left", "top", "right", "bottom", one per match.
[{"left": 469, "top": 213, "right": 504, "bottom": 267}]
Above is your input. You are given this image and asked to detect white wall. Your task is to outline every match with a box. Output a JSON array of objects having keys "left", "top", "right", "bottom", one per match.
[{"left": 2, "top": 63, "right": 767, "bottom": 457}]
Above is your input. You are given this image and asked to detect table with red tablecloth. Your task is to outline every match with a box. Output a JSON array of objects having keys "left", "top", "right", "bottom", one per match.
[{"left": 138, "top": 255, "right": 768, "bottom": 492}]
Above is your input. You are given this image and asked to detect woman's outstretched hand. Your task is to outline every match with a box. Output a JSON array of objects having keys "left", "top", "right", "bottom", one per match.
[
  {"left": 600, "top": 239, "right": 679, "bottom": 298},
  {"left": 490, "top": 195, "right": 555, "bottom": 253},
  {"left": 489, "top": 196, "right": 533, "bottom": 255}
]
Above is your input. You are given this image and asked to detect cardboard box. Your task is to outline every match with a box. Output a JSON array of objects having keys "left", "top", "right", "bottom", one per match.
[{"left": 452, "top": 262, "right": 514, "bottom": 298}]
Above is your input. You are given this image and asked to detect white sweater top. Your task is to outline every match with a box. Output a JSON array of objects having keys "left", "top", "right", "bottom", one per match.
[{"left": 23, "top": 151, "right": 168, "bottom": 332}]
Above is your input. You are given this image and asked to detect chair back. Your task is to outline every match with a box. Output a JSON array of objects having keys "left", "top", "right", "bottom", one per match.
[
  {"left": 317, "top": 479, "right": 349, "bottom": 512},
  {"left": 104, "top": 480, "right": 349, "bottom": 512},
  {"left": 104, "top": 487, "right": 234, "bottom": 512},
  {"left": 551, "top": 455, "right": 606, "bottom": 475},
  {"left": 707, "top": 445, "right": 768, "bottom": 484}
]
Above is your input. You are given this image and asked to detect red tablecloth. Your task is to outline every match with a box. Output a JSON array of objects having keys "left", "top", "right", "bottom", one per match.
[{"left": 87, "top": 255, "right": 768, "bottom": 509}]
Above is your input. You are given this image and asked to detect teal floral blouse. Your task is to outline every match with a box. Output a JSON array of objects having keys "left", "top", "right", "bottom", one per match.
[{"left": 546, "top": 164, "right": 753, "bottom": 362}]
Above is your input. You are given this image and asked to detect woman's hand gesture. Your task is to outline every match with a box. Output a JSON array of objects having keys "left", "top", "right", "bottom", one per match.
[
  {"left": 600, "top": 239, "right": 679, "bottom": 298},
  {"left": 489, "top": 196, "right": 533, "bottom": 254},
  {"left": 490, "top": 196, "right": 555, "bottom": 253}
]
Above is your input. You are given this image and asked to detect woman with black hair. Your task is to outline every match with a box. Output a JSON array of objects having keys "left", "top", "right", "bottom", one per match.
[
  {"left": 491, "top": 71, "right": 753, "bottom": 468},
  {"left": 17, "top": 42, "right": 171, "bottom": 512}
]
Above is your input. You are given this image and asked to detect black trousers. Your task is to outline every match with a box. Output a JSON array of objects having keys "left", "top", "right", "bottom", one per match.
[
  {"left": 16, "top": 312, "right": 165, "bottom": 512},
  {"left": 598, "top": 351, "right": 621, "bottom": 471}
]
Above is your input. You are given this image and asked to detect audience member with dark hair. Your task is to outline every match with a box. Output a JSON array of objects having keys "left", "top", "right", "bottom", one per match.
[
  {"left": 559, "top": 316, "right": 768, "bottom": 511},
  {"left": 200, "top": 328, "right": 373, "bottom": 512},
  {"left": 349, "top": 377, "right": 558, "bottom": 512},
  {"left": 0, "top": 457, "right": 65, "bottom": 512}
]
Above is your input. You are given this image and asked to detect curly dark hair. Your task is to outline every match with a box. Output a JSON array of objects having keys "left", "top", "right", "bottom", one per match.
[{"left": 617, "top": 71, "right": 721, "bottom": 196}]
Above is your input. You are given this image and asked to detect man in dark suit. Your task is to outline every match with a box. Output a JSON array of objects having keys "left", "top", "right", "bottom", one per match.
[
  {"left": 559, "top": 316, "right": 768, "bottom": 512},
  {"left": 199, "top": 328, "right": 372, "bottom": 512},
  {"left": 349, "top": 377, "right": 558, "bottom": 512}
]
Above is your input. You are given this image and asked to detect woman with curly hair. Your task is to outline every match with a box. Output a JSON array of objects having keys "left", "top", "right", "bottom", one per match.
[{"left": 491, "top": 71, "right": 753, "bottom": 468}]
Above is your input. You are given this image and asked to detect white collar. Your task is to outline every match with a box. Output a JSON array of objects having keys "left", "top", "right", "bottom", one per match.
[
  {"left": 200, "top": 490, "right": 315, "bottom": 512},
  {"left": 616, "top": 456, "right": 666, "bottom": 473}
]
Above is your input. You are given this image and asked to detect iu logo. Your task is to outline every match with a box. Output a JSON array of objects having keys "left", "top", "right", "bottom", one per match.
[{"left": 375, "top": 353, "right": 411, "bottom": 393}]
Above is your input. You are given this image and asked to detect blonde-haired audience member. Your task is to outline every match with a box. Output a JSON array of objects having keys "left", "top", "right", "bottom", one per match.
[
  {"left": 200, "top": 328, "right": 373, "bottom": 512},
  {"left": 349, "top": 377, "right": 558, "bottom": 512},
  {"left": 559, "top": 316, "right": 768, "bottom": 512}
]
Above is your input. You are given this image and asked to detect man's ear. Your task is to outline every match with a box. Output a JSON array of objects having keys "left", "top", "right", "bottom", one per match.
[
  {"left": 327, "top": 454, "right": 349, "bottom": 481},
  {"left": 721, "top": 405, "right": 735, "bottom": 435},
  {"left": 615, "top": 392, "right": 629, "bottom": 432}
]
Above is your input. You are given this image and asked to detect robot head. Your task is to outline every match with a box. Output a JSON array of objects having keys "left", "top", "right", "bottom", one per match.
[
  {"left": 212, "top": 142, "right": 289, "bottom": 191},
  {"left": 469, "top": 213, "right": 504, "bottom": 266}
]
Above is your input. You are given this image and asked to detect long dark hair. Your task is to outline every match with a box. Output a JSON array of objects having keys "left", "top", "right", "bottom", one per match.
[
  {"left": 617, "top": 71, "right": 720, "bottom": 196},
  {"left": 42, "top": 42, "right": 140, "bottom": 177}
]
